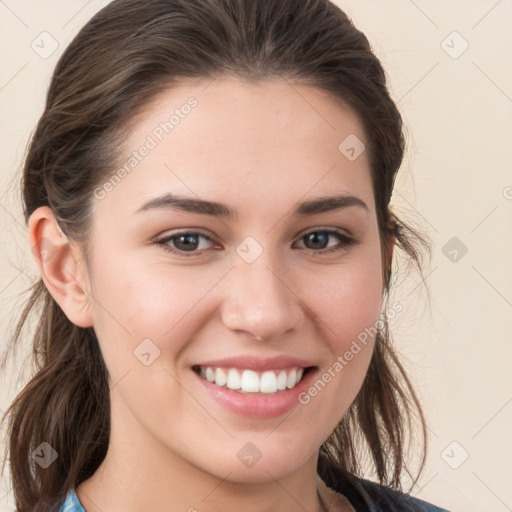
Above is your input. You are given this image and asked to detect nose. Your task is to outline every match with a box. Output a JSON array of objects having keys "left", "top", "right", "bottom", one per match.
[{"left": 220, "top": 249, "right": 304, "bottom": 341}]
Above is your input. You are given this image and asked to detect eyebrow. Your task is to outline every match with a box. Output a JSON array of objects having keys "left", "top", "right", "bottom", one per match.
[{"left": 135, "top": 192, "right": 369, "bottom": 219}]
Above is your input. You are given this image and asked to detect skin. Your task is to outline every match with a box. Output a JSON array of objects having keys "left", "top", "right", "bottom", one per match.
[{"left": 29, "top": 76, "right": 394, "bottom": 512}]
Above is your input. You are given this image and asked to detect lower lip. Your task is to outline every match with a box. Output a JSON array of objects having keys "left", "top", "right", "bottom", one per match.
[{"left": 193, "top": 367, "right": 318, "bottom": 419}]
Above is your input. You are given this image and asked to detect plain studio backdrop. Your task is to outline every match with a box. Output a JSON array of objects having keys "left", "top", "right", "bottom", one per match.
[{"left": 0, "top": 1, "right": 511, "bottom": 511}]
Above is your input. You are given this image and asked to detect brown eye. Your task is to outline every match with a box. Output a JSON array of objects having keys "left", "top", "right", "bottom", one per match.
[
  {"left": 295, "top": 229, "right": 358, "bottom": 254},
  {"left": 156, "top": 231, "right": 216, "bottom": 256}
]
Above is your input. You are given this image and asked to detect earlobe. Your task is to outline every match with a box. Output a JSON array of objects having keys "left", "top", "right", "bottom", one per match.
[{"left": 28, "top": 206, "right": 94, "bottom": 328}]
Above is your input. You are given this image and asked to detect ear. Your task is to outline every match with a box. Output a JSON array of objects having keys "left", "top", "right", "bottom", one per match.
[{"left": 28, "top": 206, "right": 94, "bottom": 328}]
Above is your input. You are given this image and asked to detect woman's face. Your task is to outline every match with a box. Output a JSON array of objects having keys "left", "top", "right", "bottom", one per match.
[{"left": 84, "top": 77, "right": 388, "bottom": 482}]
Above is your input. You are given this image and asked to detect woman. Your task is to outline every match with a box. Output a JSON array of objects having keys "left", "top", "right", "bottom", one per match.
[{"left": 1, "top": 0, "right": 451, "bottom": 510}]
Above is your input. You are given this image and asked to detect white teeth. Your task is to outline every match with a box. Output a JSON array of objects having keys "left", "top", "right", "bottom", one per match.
[
  {"left": 197, "top": 366, "right": 307, "bottom": 394},
  {"left": 259, "top": 371, "right": 277, "bottom": 393},
  {"left": 286, "top": 368, "right": 297, "bottom": 389},
  {"left": 240, "top": 370, "right": 260, "bottom": 392},
  {"left": 226, "top": 368, "right": 241, "bottom": 390},
  {"left": 276, "top": 370, "right": 288, "bottom": 390},
  {"left": 214, "top": 368, "right": 227, "bottom": 387},
  {"left": 205, "top": 367, "right": 215, "bottom": 382}
]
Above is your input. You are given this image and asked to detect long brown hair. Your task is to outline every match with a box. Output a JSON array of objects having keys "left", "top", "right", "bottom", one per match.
[{"left": 1, "top": 1, "right": 432, "bottom": 510}]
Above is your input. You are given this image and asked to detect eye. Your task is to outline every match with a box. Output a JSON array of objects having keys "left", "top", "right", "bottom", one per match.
[
  {"left": 155, "top": 231, "right": 218, "bottom": 257},
  {"left": 155, "top": 228, "right": 358, "bottom": 258},
  {"left": 294, "top": 229, "right": 358, "bottom": 255}
]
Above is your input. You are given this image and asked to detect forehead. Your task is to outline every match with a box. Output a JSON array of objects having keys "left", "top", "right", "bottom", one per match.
[{"left": 96, "top": 76, "right": 374, "bottom": 217}]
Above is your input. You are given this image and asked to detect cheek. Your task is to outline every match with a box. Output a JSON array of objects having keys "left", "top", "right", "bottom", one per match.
[
  {"left": 304, "top": 254, "right": 384, "bottom": 352},
  {"left": 88, "top": 253, "right": 221, "bottom": 364},
  {"left": 294, "top": 257, "right": 383, "bottom": 437}
]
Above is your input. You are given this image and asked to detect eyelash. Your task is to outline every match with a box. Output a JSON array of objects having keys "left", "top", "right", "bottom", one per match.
[{"left": 155, "top": 228, "right": 358, "bottom": 257}]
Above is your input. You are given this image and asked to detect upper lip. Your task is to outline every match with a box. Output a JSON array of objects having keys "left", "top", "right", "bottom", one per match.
[{"left": 194, "top": 355, "right": 316, "bottom": 371}]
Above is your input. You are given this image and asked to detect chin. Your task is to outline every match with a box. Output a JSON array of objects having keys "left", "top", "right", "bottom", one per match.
[{"left": 198, "top": 444, "right": 314, "bottom": 484}]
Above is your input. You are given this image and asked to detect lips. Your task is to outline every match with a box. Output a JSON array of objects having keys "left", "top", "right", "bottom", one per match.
[
  {"left": 193, "top": 363, "right": 319, "bottom": 418},
  {"left": 193, "top": 355, "right": 315, "bottom": 372}
]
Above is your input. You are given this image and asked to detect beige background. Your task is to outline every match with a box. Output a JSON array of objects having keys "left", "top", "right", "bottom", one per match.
[{"left": 1, "top": 1, "right": 511, "bottom": 511}]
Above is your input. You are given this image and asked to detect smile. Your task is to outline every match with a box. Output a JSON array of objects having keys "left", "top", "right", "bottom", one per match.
[{"left": 193, "top": 365, "right": 309, "bottom": 394}]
